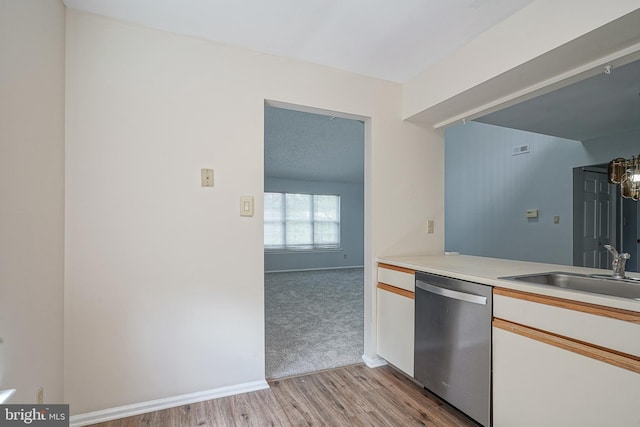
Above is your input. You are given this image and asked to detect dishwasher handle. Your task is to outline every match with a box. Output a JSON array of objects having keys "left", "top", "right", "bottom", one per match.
[{"left": 416, "top": 280, "right": 487, "bottom": 305}]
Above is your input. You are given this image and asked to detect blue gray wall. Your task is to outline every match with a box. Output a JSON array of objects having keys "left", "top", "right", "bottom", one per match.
[
  {"left": 444, "top": 122, "right": 639, "bottom": 265},
  {"left": 445, "top": 121, "right": 584, "bottom": 264},
  {"left": 264, "top": 177, "right": 364, "bottom": 272},
  {"left": 581, "top": 128, "right": 640, "bottom": 161}
]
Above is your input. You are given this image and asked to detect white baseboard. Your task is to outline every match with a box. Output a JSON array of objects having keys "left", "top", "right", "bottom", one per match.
[
  {"left": 69, "top": 380, "right": 269, "bottom": 427},
  {"left": 265, "top": 265, "right": 364, "bottom": 273},
  {"left": 361, "top": 354, "right": 387, "bottom": 368}
]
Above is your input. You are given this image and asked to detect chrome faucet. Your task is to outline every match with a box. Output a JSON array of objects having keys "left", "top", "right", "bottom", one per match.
[{"left": 604, "top": 245, "right": 630, "bottom": 279}]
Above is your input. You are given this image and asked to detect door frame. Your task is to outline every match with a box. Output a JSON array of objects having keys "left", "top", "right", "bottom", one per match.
[
  {"left": 262, "top": 99, "right": 373, "bottom": 374},
  {"left": 572, "top": 165, "right": 618, "bottom": 268}
]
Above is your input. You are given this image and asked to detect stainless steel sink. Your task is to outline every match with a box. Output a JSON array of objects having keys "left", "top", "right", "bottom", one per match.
[{"left": 499, "top": 272, "right": 640, "bottom": 300}]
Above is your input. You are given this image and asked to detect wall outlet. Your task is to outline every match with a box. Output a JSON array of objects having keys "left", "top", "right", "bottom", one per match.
[
  {"left": 427, "top": 219, "right": 435, "bottom": 234},
  {"left": 36, "top": 387, "right": 43, "bottom": 404},
  {"left": 200, "top": 168, "right": 214, "bottom": 187}
]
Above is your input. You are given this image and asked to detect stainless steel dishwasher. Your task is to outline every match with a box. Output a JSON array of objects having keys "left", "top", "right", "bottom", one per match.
[{"left": 414, "top": 272, "right": 492, "bottom": 427}]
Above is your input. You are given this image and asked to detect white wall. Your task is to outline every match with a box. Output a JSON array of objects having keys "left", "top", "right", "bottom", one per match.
[
  {"left": 0, "top": 0, "right": 65, "bottom": 404},
  {"left": 64, "top": 10, "right": 442, "bottom": 415},
  {"left": 264, "top": 177, "right": 364, "bottom": 272}
]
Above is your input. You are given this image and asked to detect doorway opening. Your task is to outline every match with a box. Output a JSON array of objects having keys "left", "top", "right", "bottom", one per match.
[
  {"left": 573, "top": 163, "right": 639, "bottom": 272},
  {"left": 263, "top": 103, "right": 366, "bottom": 379}
]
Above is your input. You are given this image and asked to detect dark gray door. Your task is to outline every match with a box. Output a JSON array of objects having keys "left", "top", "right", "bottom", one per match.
[
  {"left": 622, "top": 197, "right": 639, "bottom": 272},
  {"left": 573, "top": 169, "right": 614, "bottom": 268}
]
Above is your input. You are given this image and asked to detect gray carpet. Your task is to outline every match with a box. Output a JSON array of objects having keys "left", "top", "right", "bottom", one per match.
[{"left": 265, "top": 268, "right": 364, "bottom": 379}]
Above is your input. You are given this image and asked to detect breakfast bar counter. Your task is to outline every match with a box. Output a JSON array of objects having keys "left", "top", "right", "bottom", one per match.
[{"left": 377, "top": 254, "right": 640, "bottom": 313}]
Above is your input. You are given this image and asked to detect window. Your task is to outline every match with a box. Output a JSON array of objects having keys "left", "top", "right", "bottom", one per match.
[{"left": 264, "top": 192, "right": 340, "bottom": 250}]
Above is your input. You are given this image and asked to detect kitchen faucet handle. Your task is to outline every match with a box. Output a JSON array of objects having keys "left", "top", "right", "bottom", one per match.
[
  {"left": 604, "top": 244, "right": 619, "bottom": 257},
  {"left": 605, "top": 244, "right": 630, "bottom": 279},
  {"left": 605, "top": 245, "right": 630, "bottom": 260}
]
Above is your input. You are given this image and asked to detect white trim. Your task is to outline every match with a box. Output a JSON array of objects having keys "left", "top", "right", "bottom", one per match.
[
  {"left": 265, "top": 265, "right": 364, "bottom": 273},
  {"left": 361, "top": 354, "right": 387, "bottom": 368},
  {"left": 433, "top": 41, "right": 640, "bottom": 130},
  {"left": 264, "top": 248, "right": 343, "bottom": 254},
  {"left": 69, "top": 380, "right": 269, "bottom": 427}
]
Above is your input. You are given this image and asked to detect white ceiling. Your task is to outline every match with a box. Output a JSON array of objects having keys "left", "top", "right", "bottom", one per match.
[
  {"left": 62, "top": 0, "right": 534, "bottom": 83},
  {"left": 264, "top": 106, "right": 364, "bottom": 183}
]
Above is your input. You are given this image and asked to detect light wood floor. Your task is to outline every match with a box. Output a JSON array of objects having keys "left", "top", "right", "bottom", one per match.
[{"left": 89, "top": 364, "right": 478, "bottom": 427}]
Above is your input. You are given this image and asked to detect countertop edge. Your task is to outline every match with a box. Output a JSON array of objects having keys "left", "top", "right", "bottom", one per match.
[{"left": 377, "top": 255, "right": 640, "bottom": 313}]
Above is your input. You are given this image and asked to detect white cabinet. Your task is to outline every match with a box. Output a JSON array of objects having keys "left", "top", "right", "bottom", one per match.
[
  {"left": 376, "top": 263, "right": 415, "bottom": 376},
  {"left": 493, "top": 289, "right": 640, "bottom": 427}
]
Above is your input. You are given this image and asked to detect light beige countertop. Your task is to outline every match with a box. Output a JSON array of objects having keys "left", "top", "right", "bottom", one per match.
[{"left": 377, "top": 254, "right": 640, "bottom": 313}]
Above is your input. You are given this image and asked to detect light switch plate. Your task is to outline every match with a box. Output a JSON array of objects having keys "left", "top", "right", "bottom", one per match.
[
  {"left": 201, "top": 169, "right": 214, "bottom": 187},
  {"left": 526, "top": 209, "right": 539, "bottom": 218},
  {"left": 240, "top": 196, "right": 254, "bottom": 217},
  {"left": 427, "top": 219, "right": 435, "bottom": 234}
]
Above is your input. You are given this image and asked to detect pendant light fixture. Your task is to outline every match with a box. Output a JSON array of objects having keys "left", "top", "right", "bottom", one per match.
[{"left": 608, "top": 156, "right": 640, "bottom": 201}]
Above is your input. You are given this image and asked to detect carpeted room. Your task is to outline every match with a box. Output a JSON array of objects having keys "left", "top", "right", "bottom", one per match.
[{"left": 265, "top": 268, "right": 364, "bottom": 378}]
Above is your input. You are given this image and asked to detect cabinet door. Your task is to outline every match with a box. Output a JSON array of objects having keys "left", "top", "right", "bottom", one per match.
[
  {"left": 377, "top": 287, "right": 414, "bottom": 376},
  {"left": 493, "top": 325, "right": 640, "bottom": 427}
]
